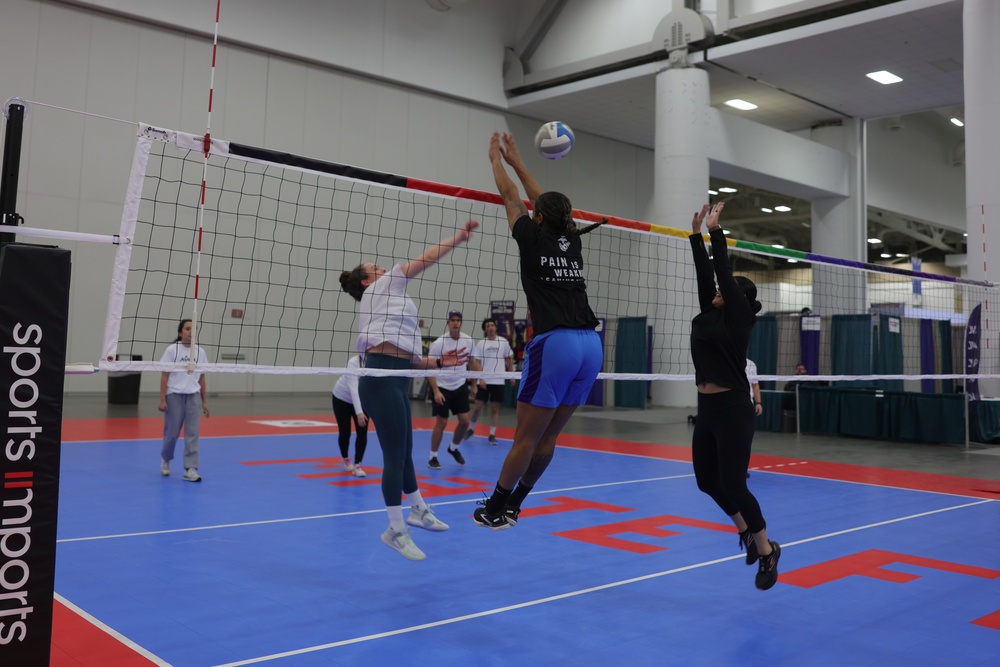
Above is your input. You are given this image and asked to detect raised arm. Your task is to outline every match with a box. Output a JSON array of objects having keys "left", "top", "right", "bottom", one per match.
[
  {"left": 490, "top": 132, "right": 529, "bottom": 230},
  {"left": 499, "top": 132, "right": 543, "bottom": 204},
  {"left": 689, "top": 204, "right": 717, "bottom": 311},
  {"left": 704, "top": 202, "right": 750, "bottom": 317},
  {"left": 399, "top": 219, "right": 479, "bottom": 279}
]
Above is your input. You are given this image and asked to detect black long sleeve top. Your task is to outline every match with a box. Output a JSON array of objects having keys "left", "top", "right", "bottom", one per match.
[{"left": 689, "top": 228, "right": 755, "bottom": 395}]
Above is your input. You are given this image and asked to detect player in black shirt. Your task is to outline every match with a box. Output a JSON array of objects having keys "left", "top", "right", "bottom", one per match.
[
  {"left": 689, "top": 201, "right": 781, "bottom": 590},
  {"left": 473, "top": 131, "right": 604, "bottom": 530}
]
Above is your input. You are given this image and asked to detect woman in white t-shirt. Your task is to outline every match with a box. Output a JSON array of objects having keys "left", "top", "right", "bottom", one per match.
[
  {"left": 158, "top": 319, "right": 210, "bottom": 482},
  {"left": 339, "top": 220, "right": 477, "bottom": 561},
  {"left": 332, "top": 355, "right": 369, "bottom": 478}
]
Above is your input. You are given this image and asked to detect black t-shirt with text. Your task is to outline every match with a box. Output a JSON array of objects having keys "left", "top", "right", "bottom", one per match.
[{"left": 512, "top": 214, "right": 598, "bottom": 335}]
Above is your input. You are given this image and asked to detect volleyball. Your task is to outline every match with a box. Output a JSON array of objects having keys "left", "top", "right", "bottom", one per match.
[{"left": 534, "top": 121, "right": 575, "bottom": 160}]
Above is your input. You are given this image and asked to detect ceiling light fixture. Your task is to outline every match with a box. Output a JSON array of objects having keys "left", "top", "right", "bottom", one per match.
[
  {"left": 718, "top": 187, "right": 738, "bottom": 193},
  {"left": 895, "top": 253, "right": 908, "bottom": 258},
  {"left": 880, "top": 253, "right": 892, "bottom": 258},
  {"left": 866, "top": 70, "right": 903, "bottom": 85},
  {"left": 867, "top": 238, "right": 882, "bottom": 244},
  {"left": 950, "top": 118, "right": 964, "bottom": 127},
  {"left": 724, "top": 99, "right": 758, "bottom": 111},
  {"left": 761, "top": 207, "right": 773, "bottom": 213},
  {"left": 774, "top": 205, "right": 792, "bottom": 212},
  {"left": 707, "top": 189, "right": 718, "bottom": 195},
  {"left": 787, "top": 259, "right": 798, "bottom": 264},
  {"left": 771, "top": 244, "right": 784, "bottom": 249}
]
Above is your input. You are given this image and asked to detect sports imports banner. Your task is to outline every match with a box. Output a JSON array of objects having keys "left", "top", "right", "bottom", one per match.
[{"left": 0, "top": 244, "right": 71, "bottom": 665}]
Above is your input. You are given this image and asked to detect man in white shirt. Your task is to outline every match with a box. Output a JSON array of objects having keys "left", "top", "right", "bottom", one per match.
[
  {"left": 464, "top": 317, "right": 514, "bottom": 445},
  {"left": 427, "top": 310, "right": 475, "bottom": 468}
]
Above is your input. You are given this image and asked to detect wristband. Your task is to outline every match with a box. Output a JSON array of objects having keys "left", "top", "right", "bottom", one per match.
[
  {"left": 755, "top": 401, "right": 762, "bottom": 405},
  {"left": 436, "top": 358, "right": 442, "bottom": 368}
]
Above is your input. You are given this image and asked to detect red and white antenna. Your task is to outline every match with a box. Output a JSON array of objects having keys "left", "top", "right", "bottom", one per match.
[{"left": 189, "top": 0, "right": 222, "bottom": 372}]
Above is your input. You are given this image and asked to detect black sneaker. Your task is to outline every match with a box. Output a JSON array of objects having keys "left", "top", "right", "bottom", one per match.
[
  {"left": 473, "top": 505, "right": 510, "bottom": 531},
  {"left": 739, "top": 529, "right": 759, "bottom": 565},
  {"left": 487, "top": 435, "right": 498, "bottom": 446},
  {"left": 428, "top": 457, "right": 442, "bottom": 470},
  {"left": 755, "top": 541, "right": 781, "bottom": 590},
  {"left": 503, "top": 506, "right": 521, "bottom": 526},
  {"left": 462, "top": 428, "right": 474, "bottom": 441},
  {"left": 447, "top": 447, "right": 465, "bottom": 465}
]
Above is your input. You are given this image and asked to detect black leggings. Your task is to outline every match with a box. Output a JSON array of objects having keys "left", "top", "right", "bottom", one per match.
[
  {"left": 691, "top": 390, "right": 766, "bottom": 533},
  {"left": 332, "top": 395, "right": 368, "bottom": 464},
  {"left": 357, "top": 354, "right": 418, "bottom": 506}
]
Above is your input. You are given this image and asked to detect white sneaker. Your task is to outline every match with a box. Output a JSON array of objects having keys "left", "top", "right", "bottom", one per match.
[
  {"left": 381, "top": 527, "right": 426, "bottom": 560},
  {"left": 183, "top": 468, "right": 202, "bottom": 482},
  {"left": 406, "top": 505, "right": 449, "bottom": 532},
  {"left": 160, "top": 459, "right": 170, "bottom": 476},
  {"left": 352, "top": 464, "right": 367, "bottom": 478},
  {"left": 343, "top": 457, "right": 354, "bottom": 472}
]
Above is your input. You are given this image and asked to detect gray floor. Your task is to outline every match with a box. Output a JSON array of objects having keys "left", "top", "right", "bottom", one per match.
[{"left": 65, "top": 391, "right": 1000, "bottom": 482}]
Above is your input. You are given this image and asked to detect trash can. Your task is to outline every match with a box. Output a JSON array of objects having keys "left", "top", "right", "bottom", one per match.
[
  {"left": 781, "top": 409, "right": 797, "bottom": 433},
  {"left": 108, "top": 354, "right": 142, "bottom": 405}
]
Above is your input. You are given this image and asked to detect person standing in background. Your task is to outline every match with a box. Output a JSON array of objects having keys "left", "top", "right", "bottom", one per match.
[
  {"left": 427, "top": 310, "right": 474, "bottom": 469},
  {"left": 333, "top": 354, "right": 369, "bottom": 478},
  {"left": 158, "top": 319, "right": 209, "bottom": 482},
  {"left": 466, "top": 317, "right": 515, "bottom": 445}
]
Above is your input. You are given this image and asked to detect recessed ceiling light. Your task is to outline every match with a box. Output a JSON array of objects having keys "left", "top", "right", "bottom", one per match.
[
  {"left": 895, "top": 253, "right": 908, "bottom": 258},
  {"left": 866, "top": 70, "right": 903, "bottom": 85},
  {"left": 774, "top": 205, "right": 792, "bottom": 212},
  {"left": 950, "top": 118, "right": 964, "bottom": 127},
  {"left": 707, "top": 189, "right": 718, "bottom": 195},
  {"left": 724, "top": 99, "right": 758, "bottom": 111},
  {"left": 722, "top": 229, "right": 731, "bottom": 235},
  {"left": 718, "top": 187, "right": 738, "bottom": 193},
  {"left": 787, "top": 259, "right": 798, "bottom": 264},
  {"left": 867, "top": 238, "right": 882, "bottom": 244},
  {"left": 880, "top": 253, "right": 892, "bottom": 258},
  {"left": 761, "top": 207, "right": 773, "bottom": 213},
  {"left": 771, "top": 244, "right": 784, "bottom": 249}
]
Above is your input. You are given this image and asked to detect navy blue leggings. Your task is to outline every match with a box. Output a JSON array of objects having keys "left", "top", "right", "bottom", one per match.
[
  {"left": 358, "top": 354, "right": 417, "bottom": 506},
  {"left": 691, "top": 390, "right": 766, "bottom": 533}
]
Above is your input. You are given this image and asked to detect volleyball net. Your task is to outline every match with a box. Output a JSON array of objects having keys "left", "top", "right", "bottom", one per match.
[{"left": 99, "top": 123, "right": 1000, "bottom": 390}]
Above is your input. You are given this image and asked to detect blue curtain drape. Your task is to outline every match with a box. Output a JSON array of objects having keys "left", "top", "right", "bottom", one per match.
[
  {"left": 938, "top": 320, "right": 954, "bottom": 394},
  {"left": 831, "top": 314, "right": 874, "bottom": 388},
  {"left": 614, "top": 316, "right": 646, "bottom": 408},
  {"left": 799, "top": 315, "right": 821, "bottom": 374},
  {"left": 875, "top": 315, "right": 903, "bottom": 392},
  {"left": 748, "top": 314, "right": 778, "bottom": 390},
  {"left": 919, "top": 319, "right": 936, "bottom": 393}
]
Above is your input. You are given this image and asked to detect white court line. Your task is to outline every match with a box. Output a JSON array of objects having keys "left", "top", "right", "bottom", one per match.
[
  {"left": 55, "top": 473, "right": 695, "bottom": 543},
  {"left": 209, "top": 497, "right": 995, "bottom": 667}
]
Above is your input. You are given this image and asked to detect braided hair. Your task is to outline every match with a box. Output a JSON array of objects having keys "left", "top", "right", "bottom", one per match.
[{"left": 534, "top": 191, "right": 607, "bottom": 236}]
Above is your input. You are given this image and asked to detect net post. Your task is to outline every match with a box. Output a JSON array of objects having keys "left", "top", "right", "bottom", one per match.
[
  {"left": 0, "top": 101, "right": 26, "bottom": 247},
  {"left": 0, "top": 243, "right": 72, "bottom": 664}
]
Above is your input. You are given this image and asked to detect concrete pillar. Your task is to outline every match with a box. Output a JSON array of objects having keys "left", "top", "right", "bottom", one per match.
[
  {"left": 963, "top": 0, "right": 1000, "bottom": 394},
  {"left": 651, "top": 65, "right": 710, "bottom": 407},
  {"left": 810, "top": 119, "right": 867, "bottom": 315}
]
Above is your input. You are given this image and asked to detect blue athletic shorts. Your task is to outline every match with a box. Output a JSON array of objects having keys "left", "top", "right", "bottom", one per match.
[{"left": 517, "top": 328, "right": 602, "bottom": 408}]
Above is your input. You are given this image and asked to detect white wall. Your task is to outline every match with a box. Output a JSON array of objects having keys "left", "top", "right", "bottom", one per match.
[
  {"left": 867, "top": 113, "right": 966, "bottom": 232},
  {"left": 0, "top": 0, "right": 654, "bottom": 394}
]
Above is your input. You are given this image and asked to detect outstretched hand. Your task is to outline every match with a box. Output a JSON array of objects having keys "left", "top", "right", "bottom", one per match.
[
  {"left": 692, "top": 204, "right": 710, "bottom": 234},
  {"left": 488, "top": 132, "right": 503, "bottom": 164},
  {"left": 500, "top": 132, "right": 522, "bottom": 167},
  {"left": 440, "top": 346, "right": 470, "bottom": 367},
  {"left": 705, "top": 202, "right": 725, "bottom": 231},
  {"left": 457, "top": 219, "right": 479, "bottom": 243}
]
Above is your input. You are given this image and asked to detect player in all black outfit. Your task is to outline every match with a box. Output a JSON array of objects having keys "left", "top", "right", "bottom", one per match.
[
  {"left": 689, "top": 201, "right": 781, "bottom": 590},
  {"left": 473, "top": 131, "right": 605, "bottom": 530}
]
